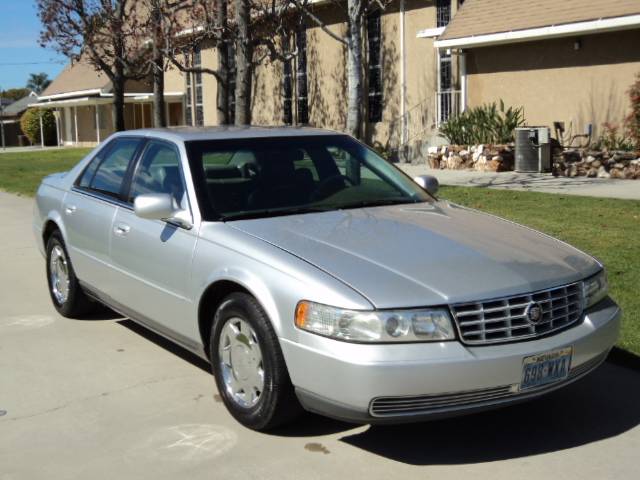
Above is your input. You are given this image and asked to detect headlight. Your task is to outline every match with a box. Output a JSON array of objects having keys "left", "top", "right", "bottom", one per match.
[
  {"left": 583, "top": 270, "right": 608, "bottom": 308},
  {"left": 295, "top": 301, "right": 456, "bottom": 343}
]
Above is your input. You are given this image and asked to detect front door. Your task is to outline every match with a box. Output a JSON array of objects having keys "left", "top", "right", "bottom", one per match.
[
  {"left": 63, "top": 137, "right": 143, "bottom": 295},
  {"left": 108, "top": 139, "right": 199, "bottom": 345}
]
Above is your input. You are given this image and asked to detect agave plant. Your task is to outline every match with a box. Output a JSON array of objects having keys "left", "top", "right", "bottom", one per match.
[{"left": 439, "top": 100, "right": 525, "bottom": 145}]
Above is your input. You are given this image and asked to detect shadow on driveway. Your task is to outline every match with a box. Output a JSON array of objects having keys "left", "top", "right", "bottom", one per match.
[
  {"left": 465, "top": 173, "right": 611, "bottom": 191},
  {"left": 109, "top": 314, "right": 640, "bottom": 452},
  {"left": 340, "top": 362, "right": 640, "bottom": 465}
]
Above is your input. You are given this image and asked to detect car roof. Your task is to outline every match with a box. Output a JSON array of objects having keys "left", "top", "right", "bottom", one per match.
[{"left": 112, "top": 126, "right": 345, "bottom": 143}]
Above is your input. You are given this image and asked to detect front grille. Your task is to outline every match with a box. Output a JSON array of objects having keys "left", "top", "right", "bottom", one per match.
[
  {"left": 369, "top": 350, "right": 608, "bottom": 417},
  {"left": 451, "top": 282, "right": 584, "bottom": 345}
]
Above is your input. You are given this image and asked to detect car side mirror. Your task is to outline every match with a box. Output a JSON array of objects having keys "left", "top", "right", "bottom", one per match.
[
  {"left": 133, "top": 193, "right": 192, "bottom": 229},
  {"left": 413, "top": 175, "right": 439, "bottom": 196}
]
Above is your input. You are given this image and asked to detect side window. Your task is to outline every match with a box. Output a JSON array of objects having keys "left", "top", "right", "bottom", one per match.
[
  {"left": 77, "top": 141, "right": 115, "bottom": 188},
  {"left": 78, "top": 156, "right": 101, "bottom": 188},
  {"left": 90, "top": 138, "right": 141, "bottom": 197},
  {"left": 130, "top": 141, "right": 186, "bottom": 209}
]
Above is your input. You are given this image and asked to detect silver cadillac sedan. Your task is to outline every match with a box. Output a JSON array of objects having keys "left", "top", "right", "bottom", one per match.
[{"left": 33, "top": 127, "right": 620, "bottom": 430}]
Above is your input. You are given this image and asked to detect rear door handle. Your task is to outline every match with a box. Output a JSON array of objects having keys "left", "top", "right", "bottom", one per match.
[
  {"left": 113, "top": 223, "right": 131, "bottom": 237},
  {"left": 64, "top": 205, "right": 77, "bottom": 215}
]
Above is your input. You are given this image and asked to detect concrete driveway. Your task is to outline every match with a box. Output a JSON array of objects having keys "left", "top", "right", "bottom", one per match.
[
  {"left": 1, "top": 191, "right": 639, "bottom": 479},
  {"left": 400, "top": 165, "right": 640, "bottom": 200}
]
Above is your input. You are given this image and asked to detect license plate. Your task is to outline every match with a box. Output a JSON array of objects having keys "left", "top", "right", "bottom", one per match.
[{"left": 520, "top": 347, "right": 572, "bottom": 391}]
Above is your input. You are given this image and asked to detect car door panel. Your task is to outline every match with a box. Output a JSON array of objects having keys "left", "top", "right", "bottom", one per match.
[
  {"left": 109, "top": 211, "right": 198, "bottom": 342},
  {"left": 108, "top": 140, "right": 199, "bottom": 343},
  {"left": 62, "top": 189, "right": 118, "bottom": 292},
  {"left": 62, "top": 137, "right": 144, "bottom": 295}
]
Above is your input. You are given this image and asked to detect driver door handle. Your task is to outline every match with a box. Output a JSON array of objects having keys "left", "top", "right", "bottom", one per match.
[{"left": 113, "top": 223, "right": 131, "bottom": 237}]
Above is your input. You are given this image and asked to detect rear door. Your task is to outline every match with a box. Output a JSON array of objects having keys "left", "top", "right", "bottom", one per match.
[
  {"left": 63, "top": 137, "right": 144, "bottom": 295},
  {"left": 108, "top": 139, "right": 199, "bottom": 344}
]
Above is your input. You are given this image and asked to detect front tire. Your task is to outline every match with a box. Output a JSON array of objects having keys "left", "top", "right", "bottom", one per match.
[
  {"left": 46, "top": 231, "right": 94, "bottom": 318},
  {"left": 210, "top": 292, "right": 301, "bottom": 431}
]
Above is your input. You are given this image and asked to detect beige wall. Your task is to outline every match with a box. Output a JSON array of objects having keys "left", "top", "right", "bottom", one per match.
[
  {"left": 165, "top": 0, "right": 442, "bottom": 158},
  {"left": 202, "top": 40, "right": 219, "bottom": 125},
  {"left": 466, "top": 29, "right": 640, "bottom": 138}
]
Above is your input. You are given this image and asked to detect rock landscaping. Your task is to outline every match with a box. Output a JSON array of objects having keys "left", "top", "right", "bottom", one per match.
[
  {"left": 552, "top": 149, "right": 640, "bottom": 179},
  {"left": 425, "top": 144, "right": 640, "bottom": 180},
  {"left": 426, "top": 144, "right": 514, "bottom": 172}
]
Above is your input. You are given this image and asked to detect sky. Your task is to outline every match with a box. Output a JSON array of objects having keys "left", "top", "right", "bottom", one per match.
[{"left": 0, "top": 0, "right": 67, "bottom": 90}]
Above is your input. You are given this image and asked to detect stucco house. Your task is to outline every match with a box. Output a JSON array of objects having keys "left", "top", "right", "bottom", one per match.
[
  {"left": 33, "top": 59, "right": 184, "bottom": 147},
  {"left": 36, "top": 0, "right": 465, "bottom": 158},
  {"left": 36, "top": 0, "right": 640, "bottom": 155},
  {"left": 436, "top": 0, "right": 640, "bottom": 140}
]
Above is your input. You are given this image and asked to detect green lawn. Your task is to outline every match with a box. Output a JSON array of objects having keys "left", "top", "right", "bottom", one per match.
[
  {"left": 0, "top": 149, "right": 637, "bottom": 355},
  {"left": 0, "top": 148, "right": 92, "bottom": 196}
]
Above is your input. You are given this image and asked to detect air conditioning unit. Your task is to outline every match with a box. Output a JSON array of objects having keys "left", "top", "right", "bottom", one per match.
[{"left": 515, "top": 127, "right": 551, "bottom": 173}]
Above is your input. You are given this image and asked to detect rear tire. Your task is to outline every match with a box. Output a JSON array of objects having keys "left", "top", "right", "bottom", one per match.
[
  {"left": 210, "top": 292, "right": 302, "bottom": 431},
  {"left": 46, "top": 231, "right": 94, "bottom": 318}
]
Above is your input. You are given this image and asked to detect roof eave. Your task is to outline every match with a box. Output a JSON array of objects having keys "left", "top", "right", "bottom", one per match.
[{"left": 434, "top": 13, "right": 640, "bottom": 49}]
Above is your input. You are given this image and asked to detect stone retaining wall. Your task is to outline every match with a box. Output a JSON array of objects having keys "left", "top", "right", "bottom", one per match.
[
  {"left": 552, "top": 150, "right": 640, "bottom": 179},
  {"left": 426, "top": 145, "right": 514, "bottom": 172},
  {"left": 424, "top": 144, "right": 640, "bottom": 180}
]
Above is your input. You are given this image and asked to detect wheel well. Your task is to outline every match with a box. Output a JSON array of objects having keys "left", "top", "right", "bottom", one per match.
[
  {"left": 198, "top": 280, "right": 250, "bottom": 358},
  {"left": 42, "top": 220, "right": 60, "bottom": 246}
]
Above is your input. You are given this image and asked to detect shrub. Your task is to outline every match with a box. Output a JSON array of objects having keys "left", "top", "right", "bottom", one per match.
[
  {"left": 594, "top": 122, "right": 635, "bottom": 151},
  {"left": 20, "top": 108, "right": 56, "bottom": 145},
  {"left": 439, "top": 100, "right": 525, "bottom": 145},
  {"left": 626, "top": 73, "right": 640, "bottom": 150}
]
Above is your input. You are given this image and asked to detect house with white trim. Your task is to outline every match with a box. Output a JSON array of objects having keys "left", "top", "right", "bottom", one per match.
[
  {"left": 435, "top": 0, "right": 640, "bottom": 140},
  {"left": 33, "top": 59, "right": 185, "bottom": 147},
  {"left": 34, "top": 0, "right": 640, "bottom": 154}
]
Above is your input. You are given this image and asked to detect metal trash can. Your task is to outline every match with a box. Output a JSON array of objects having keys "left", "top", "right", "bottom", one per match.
[{"left": 515, "top": 127, "right": 551, "bottom": 172}]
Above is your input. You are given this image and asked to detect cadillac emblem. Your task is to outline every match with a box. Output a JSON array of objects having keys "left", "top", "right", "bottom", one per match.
[{"left": 525, "top": 302, "right": 543, "bottom": 324}]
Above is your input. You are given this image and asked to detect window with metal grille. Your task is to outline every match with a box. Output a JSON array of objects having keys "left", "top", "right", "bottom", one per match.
[
  {"left": 367, "top": 10, "right": 382, "bottom": 123},
  {"left": 193, "top": 46, "right": 204, "bottom": 126},
  {"left": 184, "top": 50, "right": 193, "bottom": 126},
  {"left": 296, "top": 28, "right": 309, "bottom": 125},
  {"left": 438, "top": 50, "right": 452, "bottom": 122},
  {"left": 436, "top": 0, "right": 451, "bottom": 28},
  {"left": 183, "top": 46, "right": 204, "bottom": 126}
]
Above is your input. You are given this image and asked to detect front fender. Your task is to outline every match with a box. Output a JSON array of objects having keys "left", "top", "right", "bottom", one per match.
[
  {"left": 197, "top": 267, "right": 284, "bottom": 334},
  {"left": 191, "top": 224, "right": 373, "bottom": 341}
]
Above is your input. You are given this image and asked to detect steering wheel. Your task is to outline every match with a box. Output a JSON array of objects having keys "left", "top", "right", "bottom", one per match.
[{"left": 311, "top": 174, "right": 355, "bottom": 201}]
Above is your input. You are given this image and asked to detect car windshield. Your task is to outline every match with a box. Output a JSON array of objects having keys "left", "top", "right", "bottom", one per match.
[{"left": 185, "top": 135, "right": 432, "bottom": 221}]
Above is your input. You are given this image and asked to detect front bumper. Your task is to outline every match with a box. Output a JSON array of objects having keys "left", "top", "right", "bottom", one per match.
[{"left": 281, "top": 297, "right": 621, "bottom": 424}]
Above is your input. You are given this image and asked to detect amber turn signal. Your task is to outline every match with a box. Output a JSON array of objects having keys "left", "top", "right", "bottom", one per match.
[{"left": 295, "top": 301, "right": 310, "bottom": 328}]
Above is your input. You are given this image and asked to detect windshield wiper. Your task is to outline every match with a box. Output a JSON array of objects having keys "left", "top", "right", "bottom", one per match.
[
  {"left": 333, "top": 198, "right": 419, "bottom": 211},
  {"left": 221, "top": 205, "right": 332, "bottom": 221}
]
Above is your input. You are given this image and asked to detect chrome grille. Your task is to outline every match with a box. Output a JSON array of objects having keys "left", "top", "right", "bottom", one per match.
[
  {"left": 369, "top": 351, "right": 607, "bottom": 417},
  {"left": 451, "top": 282, "right": 584, "bottom": 345}
]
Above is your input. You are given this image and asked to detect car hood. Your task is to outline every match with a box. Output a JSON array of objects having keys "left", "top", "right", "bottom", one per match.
[{"left": 229, "top": 202, "right": 600, "bottom": 308}]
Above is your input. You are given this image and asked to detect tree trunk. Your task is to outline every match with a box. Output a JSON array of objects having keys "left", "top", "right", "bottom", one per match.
[
  {"left": 152, "top": 50, "right": 166, "bottom": 127},
  {"left": 214, "top": 0, "right": 229, "bottom": 125},
  {"left": 112, "top": 69, "right": 126, "bottom": 132},
  {"left": 346, "top": 2, "right": 363, "bottom": 139},
  {"left": 234, "top": 0, "right": 252, "bottom": 126},
  {"left": 152, "top": 7, "right": 166, "bottom": 128}
]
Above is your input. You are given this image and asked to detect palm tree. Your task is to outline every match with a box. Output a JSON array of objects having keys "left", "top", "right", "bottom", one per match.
[{"left": 26, "top": 73, "right": 52, "bottom": 94}]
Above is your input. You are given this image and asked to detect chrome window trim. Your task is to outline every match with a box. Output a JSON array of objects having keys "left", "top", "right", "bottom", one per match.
[{"left": 70, "top": 186, "right": 134, "bottom": 211}]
